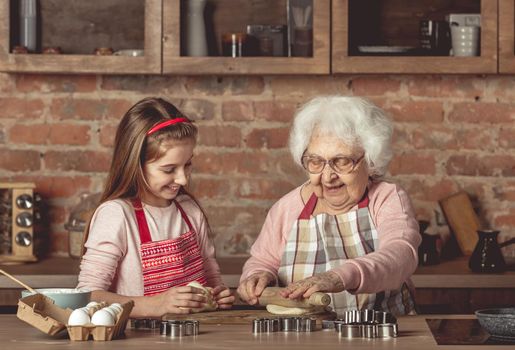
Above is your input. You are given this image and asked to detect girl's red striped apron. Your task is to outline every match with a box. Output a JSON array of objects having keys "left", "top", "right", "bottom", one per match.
[
  {"left": 132, "top": 199, "right": 207, "bottom": 296},
  {"left": 277, "top": 190, "right": 416, "bottom": 316}
]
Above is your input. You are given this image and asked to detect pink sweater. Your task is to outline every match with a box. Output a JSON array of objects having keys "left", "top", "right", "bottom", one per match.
[
  {"left": 241, "top": 181, "right": 421, "bottom": 294},
  {"left": 78, "top": 195, "right": 222, "bottom": 296}
]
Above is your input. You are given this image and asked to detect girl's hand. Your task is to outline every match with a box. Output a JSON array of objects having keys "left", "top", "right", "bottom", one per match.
[
  {"left": 279, "top": 271, "right": 344, "bottom": 300},
  {"left": 156, "top": 285, "right": 208, "bottom": 314},
  {"left": 211, "top": 286, "right": 235, "bottom": 309},
  {"left": 237, "top": 271, "right": 275, "bottom": 305}
]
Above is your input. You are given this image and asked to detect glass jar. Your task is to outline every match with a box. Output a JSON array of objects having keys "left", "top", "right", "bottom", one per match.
[{"left": 64, "top": 193, "right": 101, "bottom": 259}]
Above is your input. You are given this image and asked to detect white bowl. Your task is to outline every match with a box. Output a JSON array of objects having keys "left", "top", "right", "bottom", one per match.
[{"left": 21, "top": 288, "right": 91, "bottom": 309}]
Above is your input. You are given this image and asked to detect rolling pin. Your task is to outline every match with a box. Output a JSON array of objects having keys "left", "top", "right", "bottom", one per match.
[{"left": 257, "top": 287, "right": 331, "bottom": 308}]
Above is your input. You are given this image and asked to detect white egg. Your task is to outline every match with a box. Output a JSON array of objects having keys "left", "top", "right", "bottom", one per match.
[
  {"left": 86, "top": 301, "right": 100, "bottom": 308},
  {"left": 68, "top": 308, "right": 91, "bottom": 326},
  {"left": 102, "top": 306, "right": 117, "bottom": 318},
  {"left": 91, "top": 309, "right": 115, "bottom": 326},
  {"left": 108, "top": 303, "right": 123, "bottom": 313}
]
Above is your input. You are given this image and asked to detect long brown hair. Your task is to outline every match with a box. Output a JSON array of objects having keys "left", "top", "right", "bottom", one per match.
[{"left": 81, "top": 97, "right": 199, "bottom": 253}]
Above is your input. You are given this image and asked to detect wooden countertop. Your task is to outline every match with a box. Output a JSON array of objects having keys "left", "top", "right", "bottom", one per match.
[
  {"left": 413, "top": 257, "right": 515, "bottom": 288},
  {"left": 1, "top": 256, "right": 515, "bottom": 290},
  {"left": 0, "top": 314, "right": 504, "bottom": 350}
]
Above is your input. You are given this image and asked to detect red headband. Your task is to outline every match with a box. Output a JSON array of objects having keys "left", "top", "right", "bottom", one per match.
[{"left": 147, "top": 118, "right": 189, "bottom": 135}]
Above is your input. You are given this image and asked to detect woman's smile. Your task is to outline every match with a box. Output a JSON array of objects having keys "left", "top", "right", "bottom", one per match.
[{"left": 322, "top": 183, "right": 345, "bottom": 195}]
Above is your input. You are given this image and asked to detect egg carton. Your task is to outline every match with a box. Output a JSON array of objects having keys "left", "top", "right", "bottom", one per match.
[
  {"left": 67, "top": 302, "right": 134, "bottom": 341},
  {"left": 17, "top": 293, "right": 134, "bottom": 341}
]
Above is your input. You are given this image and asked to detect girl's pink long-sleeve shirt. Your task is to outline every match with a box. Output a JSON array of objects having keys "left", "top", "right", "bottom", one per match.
[
  {"left": 240, "top": 181, "right": 421, "bottom": 294},
  {"left": 78, "top": 195, "right": 222, "bottom": 296}
]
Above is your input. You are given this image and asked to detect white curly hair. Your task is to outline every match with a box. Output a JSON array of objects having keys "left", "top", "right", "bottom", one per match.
[{"left": 288, "top": 96, "right": 394, "bottom": 179}]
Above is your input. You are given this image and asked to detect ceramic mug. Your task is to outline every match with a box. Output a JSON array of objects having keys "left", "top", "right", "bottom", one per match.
[{"left": 451, "top": 26, "right": 480, "bottom": 56}]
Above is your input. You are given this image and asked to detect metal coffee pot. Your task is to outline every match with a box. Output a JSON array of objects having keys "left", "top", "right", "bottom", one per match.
[{"left": 469, "top": 230, "right": 515, "bottom": 273}]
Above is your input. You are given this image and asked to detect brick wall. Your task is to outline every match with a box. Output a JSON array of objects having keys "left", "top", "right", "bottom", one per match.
[{"left": 0, "top": 73, "right": 514, "bottom": 259}]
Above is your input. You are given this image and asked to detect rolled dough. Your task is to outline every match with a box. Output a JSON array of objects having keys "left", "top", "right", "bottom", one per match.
[{"left": 266, "top": 304, "right": 327, "bottom": 316}]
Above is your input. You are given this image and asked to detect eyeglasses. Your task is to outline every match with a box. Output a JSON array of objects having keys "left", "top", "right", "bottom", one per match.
[{"left": 301, "top": 154, "right": 365, "bottom": 174}]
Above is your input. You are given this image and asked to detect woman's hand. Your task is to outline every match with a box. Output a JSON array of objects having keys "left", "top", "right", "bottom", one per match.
[
  {"left": 237, "top": 271, "right": 275, "bottom": 305},
  {"left": 211, "top": 286, "right": 235, "bottom": 309},
  {"left": 279, "top": 271, "right": 344, "bottom": 299},
  {"left": 155, "top": 285, "right": 208, "bottom": 314}
]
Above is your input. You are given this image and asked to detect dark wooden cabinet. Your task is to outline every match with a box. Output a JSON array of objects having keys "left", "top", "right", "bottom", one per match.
[
  {"left": 162, "top": 0, "right": 330, "bottom": 75},
  {"left": 332, "top": 0, "right": 498, "bottom": 74},
  {"left": 0, "top": 0, "right": 514, "bottom": 75},
  {"left": 0, "top": 0, "right": 162, "bottom": 74}
]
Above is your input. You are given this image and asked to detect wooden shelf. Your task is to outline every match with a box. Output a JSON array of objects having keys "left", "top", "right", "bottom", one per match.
[
  {"left": 332, "top": 0, "right": 498, "bottom": 74},
  {"left": 413, "top": 257, "right": 515, "bottom": 288},
  {"left": 0, "top": 0, "right": 162, "bottom": 74},
  {"left": 162, "top": 0, "right": 330, "bottom": 75}
]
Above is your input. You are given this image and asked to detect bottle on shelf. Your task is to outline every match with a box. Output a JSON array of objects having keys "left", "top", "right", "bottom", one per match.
[
  {"left": 184, "top": 0, "right": 208, "bottom": 56},
  {"left": 19, "top": 0, "right": 37, "bottom": 53}
]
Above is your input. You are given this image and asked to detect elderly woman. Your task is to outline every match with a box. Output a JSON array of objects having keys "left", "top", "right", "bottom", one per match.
[{"left": 237, "top": 96, "right": 421, "bottom": 316}]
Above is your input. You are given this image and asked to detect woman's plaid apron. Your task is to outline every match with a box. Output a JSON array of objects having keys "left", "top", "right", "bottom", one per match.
[{"left": 277, "top": 192, "right": 415, "bottom": 316}]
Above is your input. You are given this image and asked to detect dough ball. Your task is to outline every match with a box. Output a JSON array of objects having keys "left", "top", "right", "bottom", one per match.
[{"left": 185, "top": 281, "right": 217, "bottom": 313}]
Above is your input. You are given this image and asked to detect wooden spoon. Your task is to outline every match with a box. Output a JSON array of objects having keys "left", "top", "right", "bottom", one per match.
[{"left": 0, "top": 268, "right": 38, "bottom": 294}]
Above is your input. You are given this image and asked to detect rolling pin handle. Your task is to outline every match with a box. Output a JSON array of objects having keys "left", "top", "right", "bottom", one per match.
[{"left": 308, "top": 292, "right": 331, "bottom": 306}]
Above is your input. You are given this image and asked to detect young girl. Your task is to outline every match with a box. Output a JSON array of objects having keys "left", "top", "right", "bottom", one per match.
[{"left": 78, "top": 97, "right": 234, "bottom": 317}]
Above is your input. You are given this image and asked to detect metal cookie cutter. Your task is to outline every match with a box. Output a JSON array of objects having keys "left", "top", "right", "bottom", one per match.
[
  {"left": 295, "top": 317, "right": 316, "bottom": 332},
  {"left": 334, "top": 309, "right": 399, "bottom": 339},
  {"left": 184, "top": 320, "right": 200, "bottom": 336},
  {"left": 253, "top": 318, "right": 279, "bottom": 334},
  {"left": 131, "top": 318, "right": 160, "bottom": 330},
  {"left": 252, "top": 317, "right": 316, "bottom": 333},
  {"left": 376, "top": 323, "right": 398, "bottom": 338},
  {"left": 322, "top": 319, "right": 335, "bottom": 331},
  {"left": 264, "top": 318, "right": 280, "bottom": 333},
  {"left": 281, "top": 317, "right": 296, "bottom": 332},
  {"left": 164, "top": 320, "right": 200, "bottom": 338}
]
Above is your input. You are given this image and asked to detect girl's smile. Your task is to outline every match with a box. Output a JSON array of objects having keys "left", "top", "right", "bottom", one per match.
[{"left": 141, "top": 139, "right": 195, "bottom": 207}]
